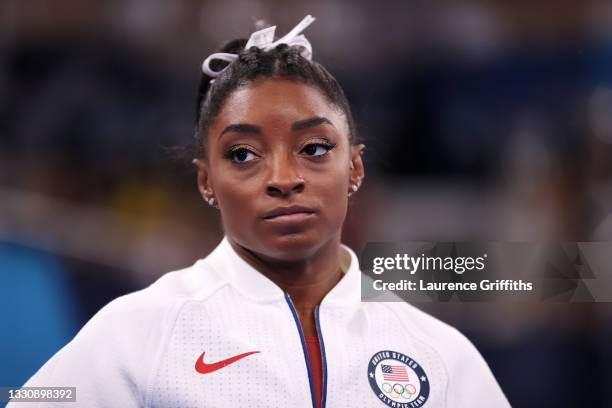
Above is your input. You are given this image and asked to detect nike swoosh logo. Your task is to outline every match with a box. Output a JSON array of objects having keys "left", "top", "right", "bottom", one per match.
[{"left": 195, "top": 351, "right": 260, "bottom": 374}]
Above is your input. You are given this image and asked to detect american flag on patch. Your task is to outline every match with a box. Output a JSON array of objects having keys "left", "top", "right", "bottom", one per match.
[{"left": 381, "top": 365, "right": 409, "bottom": 382}]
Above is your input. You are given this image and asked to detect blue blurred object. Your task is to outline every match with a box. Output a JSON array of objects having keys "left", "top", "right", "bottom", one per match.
[{"left": 0, "top": 242, "right": 80, "bottom": 387}]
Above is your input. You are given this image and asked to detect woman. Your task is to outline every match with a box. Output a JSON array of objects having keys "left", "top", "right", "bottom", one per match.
[{"left": 13, "top": 16, "right": 509, "bottom": 408}]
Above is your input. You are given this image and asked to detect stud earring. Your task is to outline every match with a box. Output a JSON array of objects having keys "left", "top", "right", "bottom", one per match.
[
  {"left": 348, "top": 179, "right": 361, "bottom": 197},
  {"left": 203, "top": 194, "right": 218, "bottom": 208}
]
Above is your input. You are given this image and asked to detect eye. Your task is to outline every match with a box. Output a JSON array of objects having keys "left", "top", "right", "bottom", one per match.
[
  {"left": 226, "top": 147, "right": 258, "bottom": 163},
  {"left": 301, "top": 142, "right": 335, "bottom": 157}
]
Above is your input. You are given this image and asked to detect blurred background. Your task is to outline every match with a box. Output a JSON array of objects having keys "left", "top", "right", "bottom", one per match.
[{"left": 1, "top": 1, "right": 612, "bottom": 406}]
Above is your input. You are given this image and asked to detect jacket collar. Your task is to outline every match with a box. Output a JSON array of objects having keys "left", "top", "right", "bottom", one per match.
[{"left": 202, "top": 236, "right": 361, "bottom": 306}]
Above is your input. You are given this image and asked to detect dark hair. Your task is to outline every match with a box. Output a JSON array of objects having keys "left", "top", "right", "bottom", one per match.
[{"left": 194, "top": 37, "right": 358, "bottom": 158}]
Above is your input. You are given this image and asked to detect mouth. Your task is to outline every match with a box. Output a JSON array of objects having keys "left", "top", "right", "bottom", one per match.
[{"left": 262, "top": 205, "right": 317, "bottom": 223}]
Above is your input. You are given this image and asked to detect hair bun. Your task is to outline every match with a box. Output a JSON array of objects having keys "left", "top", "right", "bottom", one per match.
[
  {"left": 219, "top": 38, "right": 247, "bottom": 54},
  {"left": 275, "top": 43, "right": 289, "bottom": 52},
  {"left": 238, "top": 47, "right": 261, "bottom": 70}
]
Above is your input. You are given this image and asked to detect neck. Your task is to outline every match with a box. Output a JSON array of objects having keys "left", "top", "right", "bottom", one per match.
[
  {"left": 230, "top": 235, "right": 345, "bottom": 304},
  {"left": 228, "top": 234, "right": 345, "bottom": 336}
]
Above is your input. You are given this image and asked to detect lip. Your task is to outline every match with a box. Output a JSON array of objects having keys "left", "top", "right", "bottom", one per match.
[
  {"left": 261, "top": 205, "right": 316, "bottom": 220},
  {"left": 263, "top": 212, "right": 316, "bottom": 225}
]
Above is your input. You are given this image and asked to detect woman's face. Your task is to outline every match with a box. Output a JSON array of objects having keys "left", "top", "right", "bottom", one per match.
[{"left": 194, "top": 78, "right": 364, "bottom": 261}]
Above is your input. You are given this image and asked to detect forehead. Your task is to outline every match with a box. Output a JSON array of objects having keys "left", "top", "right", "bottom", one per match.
[{"left": 213, "top": 78, "right": 348, "bottom": 134}]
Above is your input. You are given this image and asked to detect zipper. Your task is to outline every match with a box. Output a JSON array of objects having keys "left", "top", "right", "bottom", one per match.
[
  {"left": 314, "top": 305, "right": 327, "bottom": 408},
  {"left": 284, "top": 292, "right": 318, "bottom": 408}
]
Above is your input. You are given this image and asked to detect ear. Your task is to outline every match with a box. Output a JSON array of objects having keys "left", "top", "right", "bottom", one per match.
[
  {"left": 192, "top": 158, "right": 214, "bottom": 198},
  {"left": 349, "top": 144, "right": 365, "bottom": 187}
]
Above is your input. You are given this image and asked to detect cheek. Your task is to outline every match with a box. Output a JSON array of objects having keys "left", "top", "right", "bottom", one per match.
[
  {"left": 214, "top": 177, "right": 262, "bottom": 243},
  {"left": 215, "top": 177, "right": 257, "bottom": 216},
  {"left": 316, "top": 161, "right": 350, "bottom": 223},
  {"left": 208, "top": 154, "right": 256, "bottom": 203}
]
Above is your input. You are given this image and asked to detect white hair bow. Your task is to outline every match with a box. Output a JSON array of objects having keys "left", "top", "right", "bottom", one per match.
[{"left": 201, "top": 15, "right": 316, "bottom": 78}]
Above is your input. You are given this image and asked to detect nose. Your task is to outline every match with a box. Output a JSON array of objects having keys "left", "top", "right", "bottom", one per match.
[{"left": 266, "top": 153, "right": 305, "bottom": 197}]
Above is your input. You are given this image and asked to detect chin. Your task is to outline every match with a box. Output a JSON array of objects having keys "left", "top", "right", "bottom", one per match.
[{"left": 263, "top": 230, "right": 325, "bottom": 260}]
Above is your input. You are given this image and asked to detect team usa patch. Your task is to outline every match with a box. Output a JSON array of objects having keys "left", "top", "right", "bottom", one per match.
[{"left": 368, "top": 350, "right": 430, "bottom": 407}]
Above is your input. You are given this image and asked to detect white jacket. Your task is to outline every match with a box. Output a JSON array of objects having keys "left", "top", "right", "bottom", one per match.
[{"left": 11, "top": 237, "right": 510, "bottom": 407}]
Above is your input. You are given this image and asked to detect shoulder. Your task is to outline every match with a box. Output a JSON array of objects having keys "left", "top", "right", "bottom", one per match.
[
  {"left": 79, "top": 259, "right": 229, "bottom": 347},
  {"left": 359, "top": 277, "right": 491, "bottom": 372},
  {"left": 367, "top": 300, "right": 480, "bottom": 369},
  {"left": 97, "top": 260, "right": 225, "bottom": 320},
  {"left": 361, "top": 284, "right": 475, "bottom": 357},
  {"left": 382, "top": 301, "right": 471, "bottom": 352},
  {"left": 17, "top": 260, "right": 230, "bottom": 407},
  {"left": 371, "top": 301, "right": 510, "bottom": 406},
  {"left": 81, "top": 256, "right": 234, "bottom": 346}
]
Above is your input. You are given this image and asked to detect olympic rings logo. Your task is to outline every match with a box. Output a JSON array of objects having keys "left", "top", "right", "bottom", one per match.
[
  {"left": 368, "top": 351, "right": 430, "bottom": 408},
  {"left": 381, "top": 382, "right": 417, "bottom": 401}
]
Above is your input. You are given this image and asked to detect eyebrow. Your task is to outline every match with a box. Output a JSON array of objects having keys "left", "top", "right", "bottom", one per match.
[
  {"left": 292, "top": 116, "right": 335, "bottom": 132},
  {"left": 218, "top": 116, "right": 335, "bottom": 139}
]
